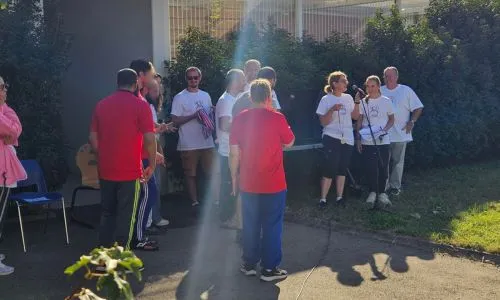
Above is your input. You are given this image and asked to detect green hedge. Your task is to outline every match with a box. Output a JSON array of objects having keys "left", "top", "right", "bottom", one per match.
[
  {"left": 0, "top": 1, "right": 71, "bottom": 189},
  {"left": 165, "top": 1, "right": 500, "bottom": 169}
]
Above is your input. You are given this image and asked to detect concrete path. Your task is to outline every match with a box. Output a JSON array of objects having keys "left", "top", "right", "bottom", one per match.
[{"left": 0, "top": 214, "right": 498, "bottom": 300}]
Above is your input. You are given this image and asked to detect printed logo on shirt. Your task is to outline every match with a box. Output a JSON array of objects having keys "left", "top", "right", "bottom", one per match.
[{"left": 370, "top": 105, "right": 380, "bottom": 118}]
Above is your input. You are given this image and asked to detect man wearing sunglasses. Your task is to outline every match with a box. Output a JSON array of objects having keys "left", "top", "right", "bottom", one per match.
[{"left": 171, "top": 67, "right": 216, "bottom": 207}]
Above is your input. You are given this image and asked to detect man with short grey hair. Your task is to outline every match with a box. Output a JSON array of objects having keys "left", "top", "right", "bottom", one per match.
[
  {"left": 243, "top": 59, "right": 261, "bottom": 92},
  {"left": 381, "top": 66, "right": 424, "bottom": 196},
  {"left": 216, "top": 69, "right": 246, "bottom": 226}
]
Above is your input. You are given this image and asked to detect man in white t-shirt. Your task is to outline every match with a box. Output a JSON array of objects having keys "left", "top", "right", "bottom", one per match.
[
  {"left": 216, "top": 69, "right": 246, "bottom": 225},
  {"left": 243, "top": 62, "right": 281, "bottom": 111},
  {"left": 243, "top": 59, "right": 261, "bottom": 92},
  {"left": 381, "top": 66, "right": 424, "bottom": 196},
  {"left": 171, "top": 67, "right": 216, "bottom": 207}
]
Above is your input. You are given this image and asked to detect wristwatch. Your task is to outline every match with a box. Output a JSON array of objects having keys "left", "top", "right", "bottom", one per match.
[{"left": 354, "top": 100, "right": 360, "bottom": 104}]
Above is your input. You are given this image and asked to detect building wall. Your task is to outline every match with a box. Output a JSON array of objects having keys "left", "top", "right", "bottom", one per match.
[{"left": 60, "top": 0, "right": 153, "bottom": 171}]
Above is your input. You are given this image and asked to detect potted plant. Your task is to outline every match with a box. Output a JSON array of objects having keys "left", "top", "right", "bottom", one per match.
[{"left": 64, "top": 244, "right": 143, "bottom": 300}]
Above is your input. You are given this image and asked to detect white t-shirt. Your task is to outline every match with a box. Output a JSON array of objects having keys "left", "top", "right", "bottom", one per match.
[
  {"left": 359, "top": 96, "right": 394, "bottom": 145},
  {"left": 171, "top": 89, "right": 215, "bottom": 151},
  {"left": 316, "top": 93, "right": 355, "bottom": 145},
  {"left": 215, "top": 91, "right": 237, "bottom": 157},
  {"left": 244, "top": 83, "right": 281, "bottom": 110},
  {"left": 149, "top": 104, "right": 159, "bottom": 140},
  {"left": 381, "top": 84, "right": 424, "bottom": 143}
]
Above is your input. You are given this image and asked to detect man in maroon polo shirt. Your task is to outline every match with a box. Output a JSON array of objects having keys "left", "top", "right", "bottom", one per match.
[
  {"left": 230, "top": 79, "right": 295, "bottom": 282},
  {"left": 89, "top": 68, "right": 157, "bottom": 249}
]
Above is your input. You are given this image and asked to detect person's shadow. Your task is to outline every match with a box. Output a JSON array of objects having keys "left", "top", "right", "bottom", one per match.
[{"left": 321, "top": 232, "right": 435, "bottom": 287}]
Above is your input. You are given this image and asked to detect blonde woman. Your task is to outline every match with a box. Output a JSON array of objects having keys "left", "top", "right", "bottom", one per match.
[
  {"left": 355, "top": 75, "right": 394, "bottom": 206},
  {"left": 316, "top": 71, "right": 360, "bottom": 207}
]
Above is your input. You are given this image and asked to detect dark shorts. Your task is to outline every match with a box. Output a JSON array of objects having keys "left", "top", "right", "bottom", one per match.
[{"left": 322, "top": 135, "right": 353, "bottom": 179}]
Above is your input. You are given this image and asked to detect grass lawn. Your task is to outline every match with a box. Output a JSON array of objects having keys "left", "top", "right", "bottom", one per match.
[{"left": 286, "top": 159, "right": 500, "bottom": 254}]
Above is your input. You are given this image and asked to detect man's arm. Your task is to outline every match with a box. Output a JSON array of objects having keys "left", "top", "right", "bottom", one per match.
[
  {"left": 411, "top": 108, "right": 423, "bottom": 122},
  {"left": 89, "top": 132, "right": 98, "bottom": 152},
  {"left": 171, "top": 114, "right": 197, "bottom": 126},
  {"left": 219, "top": 116, "right": 231, "bottom": 132},
  {"left": 279, "top": 115, "right": 295, "bottom": 149},
  {"left": 143, "top": 132, "right": 157, "bottom": 181},
  {"left": 404, "top": 88, "right": 424, "bottom": 133}
]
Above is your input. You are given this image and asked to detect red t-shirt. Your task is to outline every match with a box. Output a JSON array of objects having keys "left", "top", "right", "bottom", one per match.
[
  {"left": 90, "top": 90, "right": 154, "bottom": 181},
  {"left": 230, "top": 108, "right": 295, "bottom": 193}
]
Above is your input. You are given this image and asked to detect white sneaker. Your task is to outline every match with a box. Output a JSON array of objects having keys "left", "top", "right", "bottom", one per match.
[
  {"left": 0, "top": 262, "right": 14, "bottom": 276},
  {"left": 155, "top": 219, "right": 170, "bottom": 227},
  {"left": 366, "top": 192, "right": 376, "bottom": 204},
  {"left": 378, "top": 193, "right": 392, "bottom": 206},
  {"left": 0, "top": 253, "right": 5, "bottom": 261}
]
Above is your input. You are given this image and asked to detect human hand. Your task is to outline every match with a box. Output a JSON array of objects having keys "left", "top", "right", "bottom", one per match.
[
  {"left": 355, "top": 92, "right": 362, "bottom": 103},
  {"left": 402, "top": 121, "right": 414, "bottom": 134},
  {"left": 155, "top": 152, "right": 165, "bottom": 166},
  {"left": 165, "top": 122, "right": 177, "bottom": 133},
  {"left": 330, "top": 104, "right": 343, "bottom": 112},
  {"left": 141, "top": 166, "right": 154, "bottom": 182}
]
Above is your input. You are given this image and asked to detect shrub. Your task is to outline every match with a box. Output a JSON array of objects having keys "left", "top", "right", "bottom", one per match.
[
  {"left": 165, "top": 1, "right": 500, "bottom": 169},
  {"left": 0, "top": 0, "right": 71, "bottom": 189}
]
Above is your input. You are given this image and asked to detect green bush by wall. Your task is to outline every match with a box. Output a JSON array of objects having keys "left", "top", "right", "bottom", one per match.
[{"left": 164, "top": 1, "right": 500, "bottom": 169}]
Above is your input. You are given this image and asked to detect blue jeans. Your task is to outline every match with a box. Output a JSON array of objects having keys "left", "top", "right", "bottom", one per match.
[
  {"left": 241, "top": 190, "right": 286, "bottom": 270},
  {"left": 134, "top": 159, "right": 158, "bottom": 242}
]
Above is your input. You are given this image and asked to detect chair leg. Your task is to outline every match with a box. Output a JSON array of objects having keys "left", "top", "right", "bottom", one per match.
[
  {"left": 16, "top": 202, "right": 26, "bottom": 253},
  {"left": 61, "top": 198, "right": 69, "bottom": 245},
  {"left": 70, "top": 187, "right": 79, "bottom": 214},
  {"left": 43, "top": 205, "right": 49, "bottom": 234}
]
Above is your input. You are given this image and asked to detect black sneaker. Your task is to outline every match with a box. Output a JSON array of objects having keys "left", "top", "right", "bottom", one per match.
[
  {"left": 318, "top": 199, "right": 327, "bottom": 208},
  {"left": 391, "top": 188, "right": 401, "bottom": 196},
  {"left": 335, "top": 197, "right": 346, "bottom": 207},
  {"left": 260, "top": 268, "right": 288, "bottom": 282},
  {"left": 133, "top": 239, "right": 159, "bottom": 251},
  {"left": 240, "top": 263, "right": 257, "bottom": 276}
]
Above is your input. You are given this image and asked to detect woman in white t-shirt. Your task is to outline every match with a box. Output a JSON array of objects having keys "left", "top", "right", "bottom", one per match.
[
  {"left": 316, "top": 71, "right": 360, "bottom": 207},
  {"left": 355, "top": 75, "right": 394, "bottom": 206}
]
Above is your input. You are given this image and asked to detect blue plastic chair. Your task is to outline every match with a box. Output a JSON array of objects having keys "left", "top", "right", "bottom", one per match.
[{"left": 8, "top": 160, "right": 69, "bottom": 252}]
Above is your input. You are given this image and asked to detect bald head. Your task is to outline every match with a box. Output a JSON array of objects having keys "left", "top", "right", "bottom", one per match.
[{"left": 244, "top": 59, "right": 261, "bottom": 83}]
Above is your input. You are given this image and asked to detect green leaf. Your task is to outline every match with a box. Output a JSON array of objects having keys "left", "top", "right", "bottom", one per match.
[
  {"left": 64, "top": 256, "right": 91, "bottom": 276},
  {"left": 113, "top": 272, "right": 134, "bottom": 300}
]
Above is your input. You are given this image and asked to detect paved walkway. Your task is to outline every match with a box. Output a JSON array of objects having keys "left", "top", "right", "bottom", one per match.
[{"left": 0, "top": 209, "right": 498, "bottom": 300}]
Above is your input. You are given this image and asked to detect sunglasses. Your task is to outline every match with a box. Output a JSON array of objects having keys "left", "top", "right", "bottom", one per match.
[
  {"left": 187, "top": 76, "right": 199, "bottom": 81},
  {"left": 0, "top": 83, "right": 9, "bottom": 91}
]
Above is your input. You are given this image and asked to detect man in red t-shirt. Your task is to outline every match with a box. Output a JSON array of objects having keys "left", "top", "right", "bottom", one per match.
[
  {"left": 89, "top": 68, "right": 156, "bottom": 249},
  {"left": 229, "top": 79, "right": 295, "bottom": 282}
]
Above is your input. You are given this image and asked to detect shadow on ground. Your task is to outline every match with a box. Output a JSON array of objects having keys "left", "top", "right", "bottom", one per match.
[{"left": 0, "top": 193, "right": 498, "bottom": 300}]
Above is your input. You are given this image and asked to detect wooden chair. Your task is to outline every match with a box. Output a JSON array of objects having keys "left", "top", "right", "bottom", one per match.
[{"left": 69, "top": 144, "right": 100, "bottom": 229}]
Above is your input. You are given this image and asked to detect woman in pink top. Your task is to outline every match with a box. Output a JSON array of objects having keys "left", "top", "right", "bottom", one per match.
[{"left": 0, "top": 75, "right": 27, "bottom": 275}]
